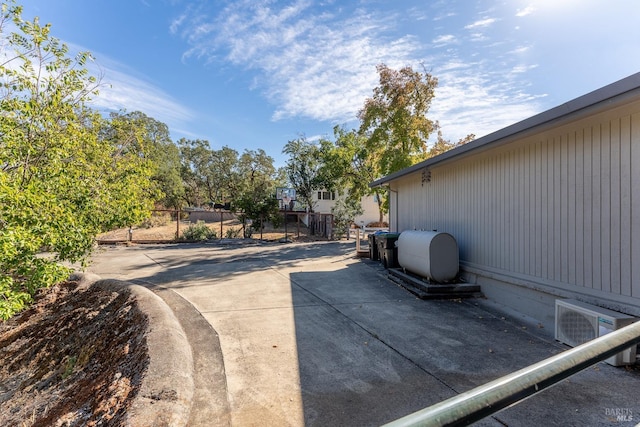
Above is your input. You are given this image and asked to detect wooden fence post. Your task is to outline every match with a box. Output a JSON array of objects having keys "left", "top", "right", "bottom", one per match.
[{"left": 176, "top": 209, "right": 181, "bottom": 240}]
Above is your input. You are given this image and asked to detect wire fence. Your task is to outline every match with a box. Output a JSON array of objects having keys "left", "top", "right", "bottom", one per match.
[{"left": 96, "top": 209, "right": 335, "bottom": 244}]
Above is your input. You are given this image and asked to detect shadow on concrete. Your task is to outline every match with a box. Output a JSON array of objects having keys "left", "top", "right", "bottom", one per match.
[
  {"left": 91, "top": 241, "right": 640, "bottom": 426},
  {"left": 121, "top": 241, "right": 355, "bottom": 288},
  {"left": 288, "top": 261, "right": 640, "bottom": 426}
]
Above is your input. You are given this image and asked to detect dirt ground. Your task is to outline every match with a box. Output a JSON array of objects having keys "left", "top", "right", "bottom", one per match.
[
  {"left": 98, "top": 216, "right": 330, "bottom": 243},
  {"left": 0, "top": 281, "right": 149, "bottom": 427}
]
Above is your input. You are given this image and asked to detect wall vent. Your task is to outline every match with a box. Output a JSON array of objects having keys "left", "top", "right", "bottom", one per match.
[{"left": 555, "top": 299, "right": 637, "bottom": 366}]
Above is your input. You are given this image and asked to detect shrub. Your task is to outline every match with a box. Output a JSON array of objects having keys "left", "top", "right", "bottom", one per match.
[
  {"left": 331, "top": 198, "right": 363, "bottom": 239},
  {"left": 225, "top": 227, "right": 242, "bottom": 239},
  {"left": 182, "top": 221, "right": 217, "bottom": 241}
]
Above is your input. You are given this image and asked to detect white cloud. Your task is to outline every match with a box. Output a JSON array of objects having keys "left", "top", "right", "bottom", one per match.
[
  {"left": 92, "top": 68, "right": 193, "bottom": 123},
  {"left": 73, "top": 46, "right": 194, "bottom": 127},
  {"left": 408, "top": 7, "right": 429, "bottom": 21},
  {"left": 428, "top": 57, "right": 544, "bottom": 142},
  {"left": 0, "top": 37, "right": 193, "bottom": 129},
  {"left": 169, "top": 13, "right": 187, "bottom": 35},
  {"left": 464, "top": 18, "right": 497, "bottom": 30},
  {"left": 468, "top": 32, "right": 489, "bottom": 42},
  {"left": 516, "top": 5, "right": 536, "bottom": 17},
  {"left": 175, "top": 1, "right": 420, "bottom": 123},
  {"left": 170, "top": 0, "right": 548, "bottom": 145},
  {"left": 433, "top": 12, "right": 457, "bottom": 21},
  {"left": 511, "top": 64, "right": 538, "bottom": 74},
  {"left": 510, "top": 46, "right": 530, "bottom": 54},
  {"left": 432, "top": 34, "right": 457, "bottom": 46}
]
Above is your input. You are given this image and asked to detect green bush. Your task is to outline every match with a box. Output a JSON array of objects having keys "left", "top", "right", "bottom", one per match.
[
  {"left": 331, "top": 198, "right": 363, "bottom": 239},
  {"left": 0, "top": 276, "right": 34, "bottom": 321},
  {"left": 225, "top": 227, "right": 242, "bottom": 239},
  {"left": 182, "top": 221, "right": 217, "bottom": 241}
]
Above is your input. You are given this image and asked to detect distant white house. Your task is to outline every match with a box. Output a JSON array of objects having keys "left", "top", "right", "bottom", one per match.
[{"left": 313, "top": 190, "right": 387, "bottom": 226}]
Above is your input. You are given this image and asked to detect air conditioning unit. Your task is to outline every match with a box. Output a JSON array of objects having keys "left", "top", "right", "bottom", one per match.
[{"left": 555, "top": 299, "right": 637, "bottom": 366}]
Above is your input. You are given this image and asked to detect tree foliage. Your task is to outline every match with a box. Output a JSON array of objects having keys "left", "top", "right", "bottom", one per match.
[
  {"left": 0, "top": 2, "right": 155, "bottom": 319},
  {"left": 105, "top": 111, "right": 183, "bottom": 209},
  {"left": 234, "top": 149, "right": 282, "bottom": 236},
  {"left": 175, "top": 139, "right": 283, "bottom": 235},
  {"left": 358, "top": 63, "right": 438, "bottom": 176},
  {"left": 282, "top": 137, "right": 323, "bottom": 212},
  {"left": 316, "top": 126, "right": 387, "bottom": 222},
  {"left": 343, "top": 63, "right": 473, "bottom": 221},
  {"left": 177, "top": 138, "right": 241, "bottom": 209},
  {"left": 178, "top": 138, "right": 215, "bottom": 207}
]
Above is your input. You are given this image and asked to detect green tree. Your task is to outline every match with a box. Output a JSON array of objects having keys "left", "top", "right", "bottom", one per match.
[
  {"left": 354, "top": 64, "right": 475, "bottom": 222},
  {"left": 0, "top": 2, "right": 155, "bottom": 319},
  {"left": 209, "top": 145, "right": 239, "bottom": 206},
  {"left": 233, "top": 149, "right": 281, "bottom": 236},
  {"left": 282, "top": 137, "right": 323, "bottom": 212},
  {"left": 318, "top": 126, "right": 387, "bottom": 222},
  {"left": 358, "top": 63, "right": 438, "bottom": 176},
  {"left": 177, "top": 138, "right": 211, "bottom": 207},
  {"left": 177, "top": 138, "right": 240, "bottom": 209},
  {"left": 156, "top": 141, "right": 184, "bottom": 209},
  {"left": 104, "top": 111, "right": 183, "bottom": 209}
]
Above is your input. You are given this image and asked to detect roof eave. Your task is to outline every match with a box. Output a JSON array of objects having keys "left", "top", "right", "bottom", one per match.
[{"left": 370, "top": 71, "right": 640, "bottom": 188}]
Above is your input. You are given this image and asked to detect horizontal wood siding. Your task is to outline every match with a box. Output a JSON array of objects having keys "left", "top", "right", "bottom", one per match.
[{"left": 391, "top": 105, "right": 640, "bottom": 302}]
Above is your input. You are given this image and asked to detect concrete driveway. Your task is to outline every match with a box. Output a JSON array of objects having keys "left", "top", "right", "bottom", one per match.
[{"left": 88, "top": 241, "right": 640, "bottom": 427}]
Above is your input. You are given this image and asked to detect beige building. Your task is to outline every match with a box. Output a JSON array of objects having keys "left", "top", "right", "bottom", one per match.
[
  {"left": 313, "top": 190, "right": 387, "bottom": 226},
  {"left": 371, "top": 72, "right": 640, "bottom": 330}
]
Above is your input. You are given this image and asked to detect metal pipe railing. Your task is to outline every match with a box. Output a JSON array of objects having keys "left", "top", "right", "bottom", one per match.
[{"left": 384, "top": 320, "right": 640, "bottom": 427}]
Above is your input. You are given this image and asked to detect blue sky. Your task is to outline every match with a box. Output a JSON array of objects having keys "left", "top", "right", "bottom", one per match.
[{"left": 20, "top": 0, "right": 640, "bottom": 167}]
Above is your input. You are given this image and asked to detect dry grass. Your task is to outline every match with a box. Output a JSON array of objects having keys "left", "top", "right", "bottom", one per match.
[{"left": 97, "top": 215, "right": 327, "bottom": 243}]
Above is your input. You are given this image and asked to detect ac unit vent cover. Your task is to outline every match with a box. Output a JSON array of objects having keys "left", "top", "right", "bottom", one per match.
[
  {"left": 555, "top": 299, "right": 638, "bottom": 366},
  {"left": 556, "top": 306, "right": 597, "bottom": 347}
]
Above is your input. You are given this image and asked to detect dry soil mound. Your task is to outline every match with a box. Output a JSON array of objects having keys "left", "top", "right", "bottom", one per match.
[{"left": 0, "top": 280, "right": 149, "bottom": 426}]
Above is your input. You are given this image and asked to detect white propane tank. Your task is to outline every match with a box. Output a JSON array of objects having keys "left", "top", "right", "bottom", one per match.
[{"left": 397, "top": 231, "right": 459, "bottom": 282}]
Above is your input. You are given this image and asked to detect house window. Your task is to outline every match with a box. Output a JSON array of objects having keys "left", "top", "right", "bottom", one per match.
[
  {"left": 317, "top": 190, "right": 336, "bottom": 200},
  {"left": 320, "top": 191, "right": 335, "bottom": 200}
]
